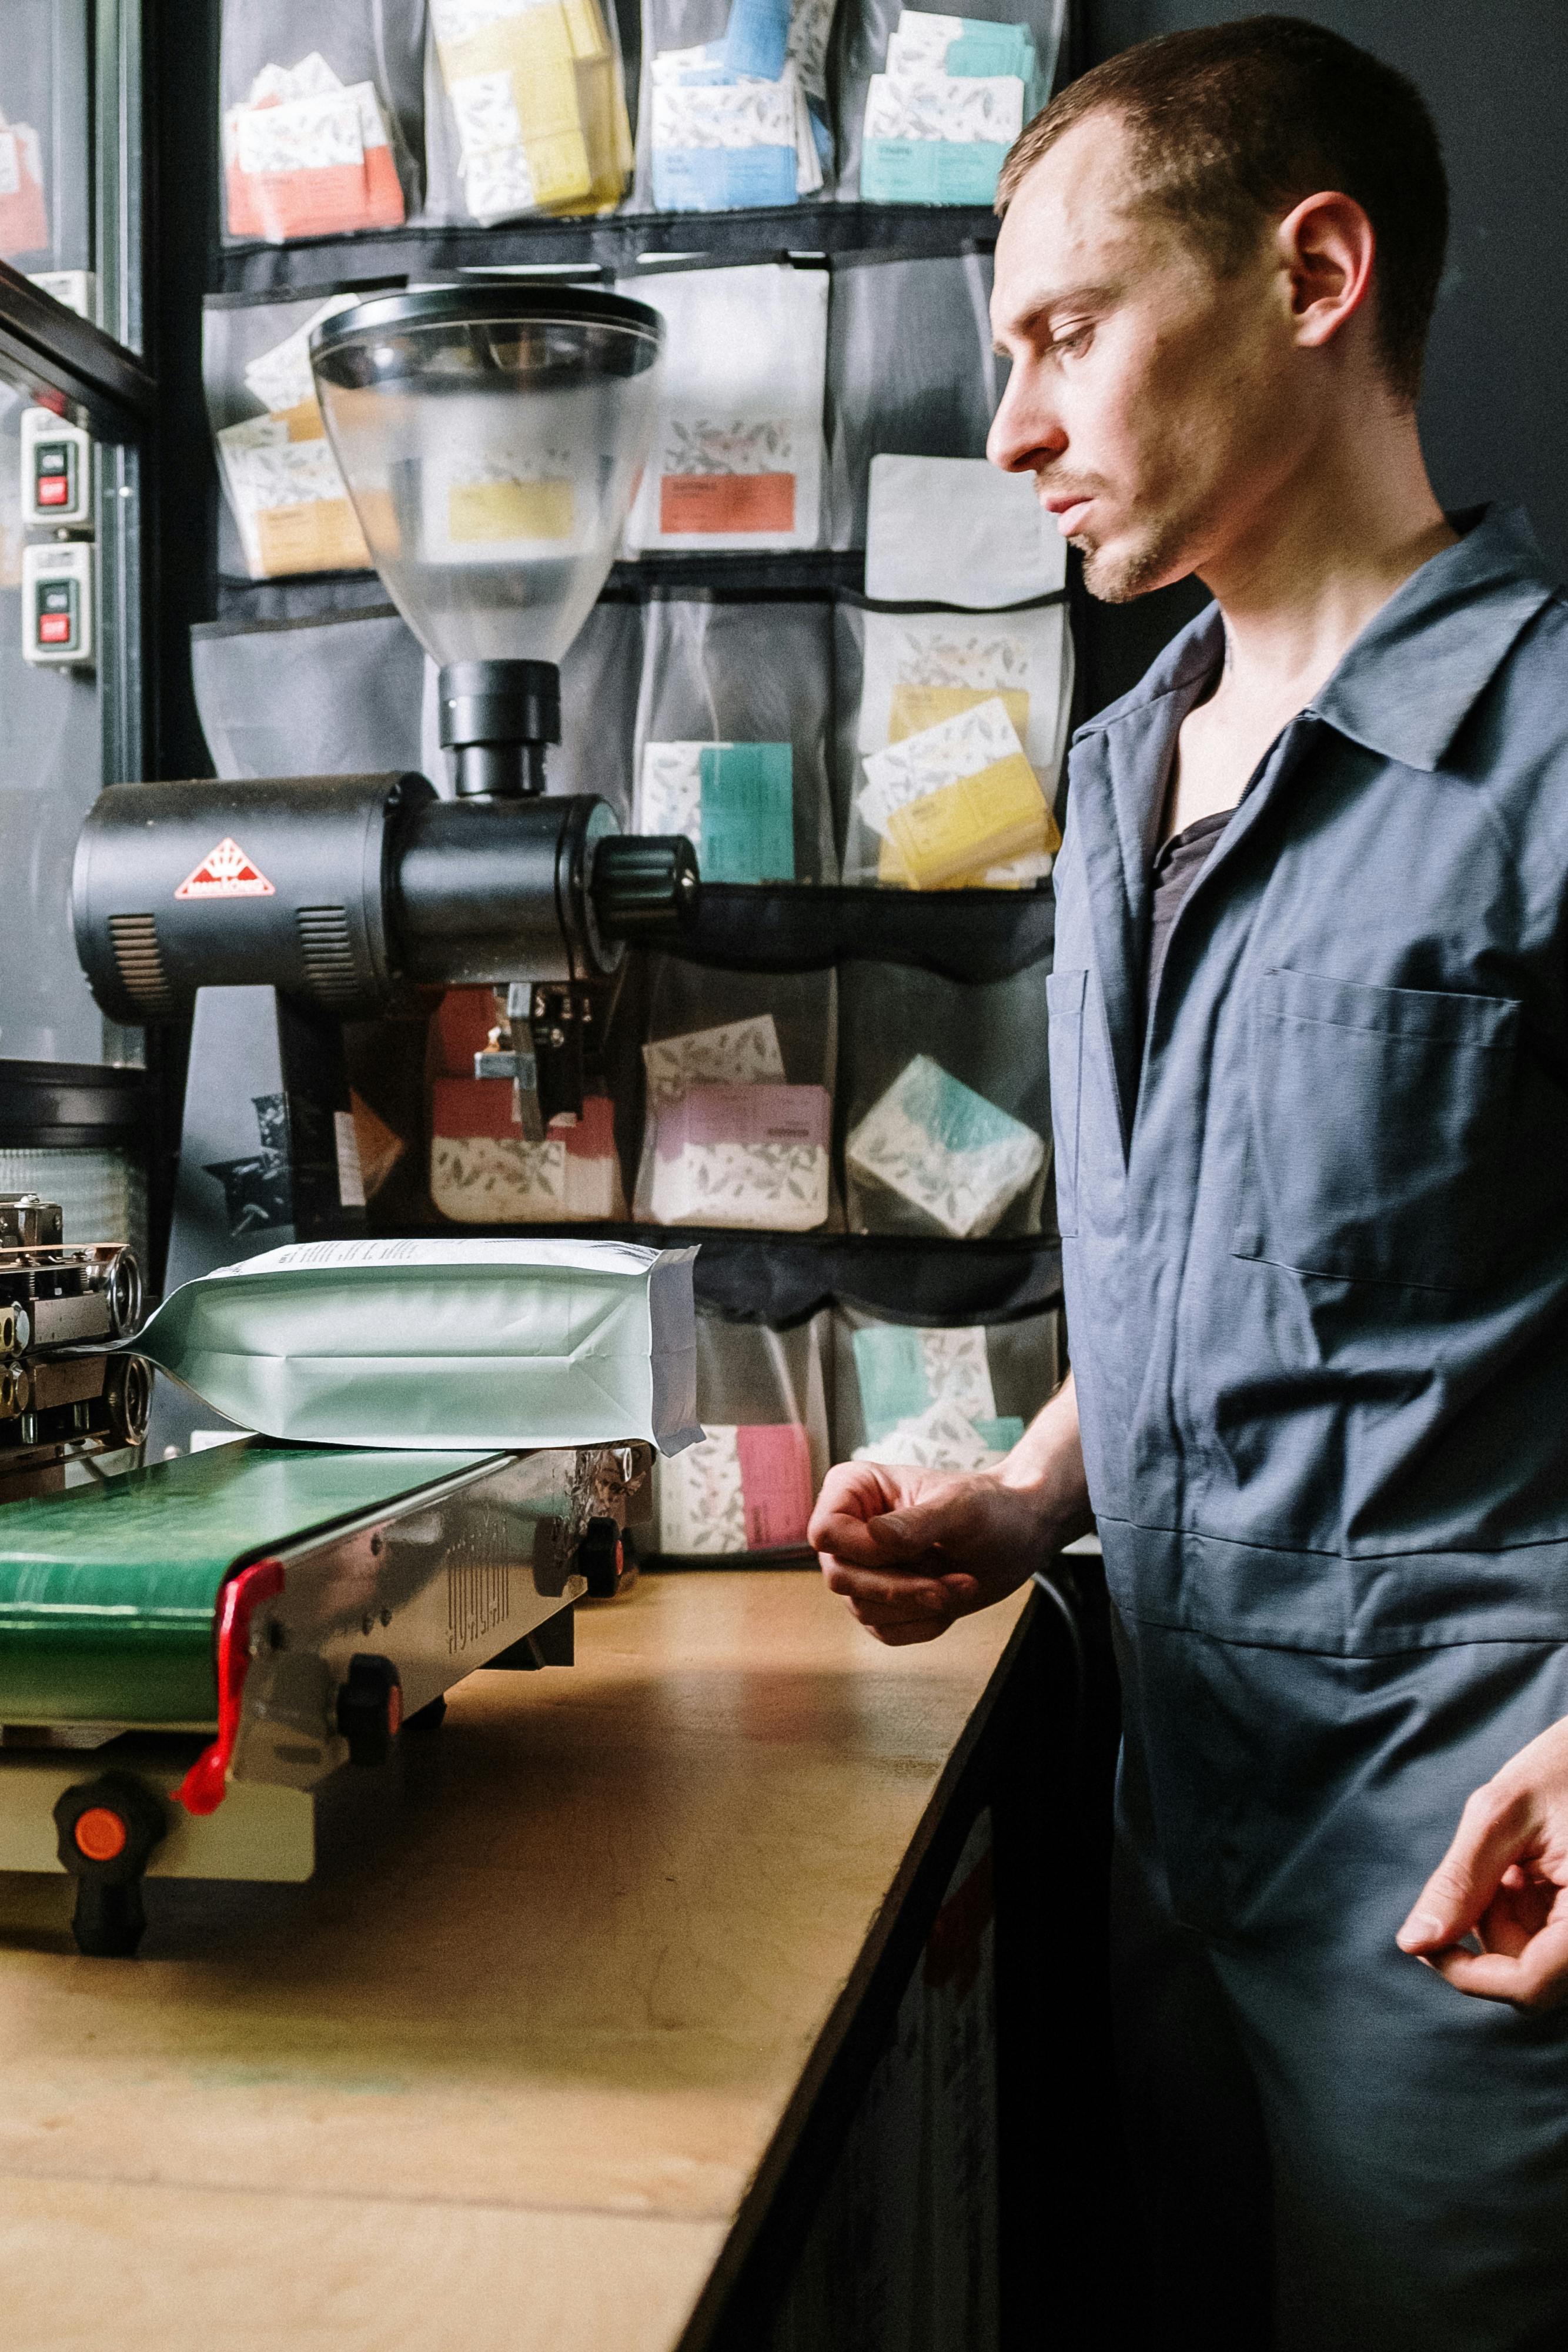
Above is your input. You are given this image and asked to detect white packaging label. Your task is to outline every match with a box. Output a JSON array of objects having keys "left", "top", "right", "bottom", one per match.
[
  {"left": 235, "top": 88, "right": 366, "bottom": 178},
  {"left": 641, "top": 1013, "right": 787, "bottom": 1105},
  {"left": 334, "top": 1110, "right": 367, "bottom": 1210},
  {"left": 854, "top": 1398, "right": 1003, "bottom": 1472},
  {"left": 242, "top": 297, "right": 360, "bottom": 415},
  {"left": 862, "top": 68, "right": 1022, "bottom": 145}
]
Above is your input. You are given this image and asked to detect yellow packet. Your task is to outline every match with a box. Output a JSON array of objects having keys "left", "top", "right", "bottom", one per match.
[
  {"left": 884, "top": 752, "right": 1049, "bottom": 890},
  {"left": 563, "top": 0, "right": 611, "bottom": 61},
  {"left": 448, "top": 477, "right": 576, "bottom": 542},
  {"left": 273, "top": 397, "right": 327, "bottom": 443},
  {"left": 888, "top": 683, "right": 1031, "bottom": 745},
  {"left": 256, "top": 498, "right": 371, "bottom": 577},
  {"left": 876, "top": 817, "right": 1057, "bottom": 890},
  {"left": 523, "top": 126, "right": 594, "bottom": 205},
  {"left": 551, "top": 54, "right": 631, "bottom": 213},
  {"left": 440, "top": 9, "right": 574, "bottom": 76},
  {"left": 440, "top": 9, "right": 594, "bottom": 208}
]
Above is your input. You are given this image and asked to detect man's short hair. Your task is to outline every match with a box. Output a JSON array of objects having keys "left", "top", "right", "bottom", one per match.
[{"left": 996, "top": 15, "right": 1447, "bottom": 404}]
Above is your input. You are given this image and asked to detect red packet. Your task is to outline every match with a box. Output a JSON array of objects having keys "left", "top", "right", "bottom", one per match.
[
  {"left": 735, "top": 1423, "right": 813, "bottom": 1548},
  {"left": 432, "top": 1075, "right": 516, "bottom": 1140}
]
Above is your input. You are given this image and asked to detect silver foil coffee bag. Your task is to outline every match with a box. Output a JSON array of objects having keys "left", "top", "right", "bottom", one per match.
[{"left": 132, "top": 1238, "right": 700, "bottom": 1452}]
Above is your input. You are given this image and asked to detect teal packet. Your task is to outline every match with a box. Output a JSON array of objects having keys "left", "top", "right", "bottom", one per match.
[
  {"left": 129, "top": 1240, "right": 701, "bottom": 1454},
  {"left": 698, "top": 742, "right": 795, "bottom": 883}
]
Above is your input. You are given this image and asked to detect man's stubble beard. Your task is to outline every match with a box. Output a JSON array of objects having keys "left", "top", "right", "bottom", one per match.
[{"left": 1077, "top": 508, "right": 1199, "bottom": 604}]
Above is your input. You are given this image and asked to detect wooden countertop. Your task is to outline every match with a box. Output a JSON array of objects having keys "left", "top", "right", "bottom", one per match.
[{"left": 0, "top": 1569, "right": 1030, "bottom": 2352}]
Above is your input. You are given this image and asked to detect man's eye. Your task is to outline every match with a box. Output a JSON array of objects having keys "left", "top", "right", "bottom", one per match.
[{"left": 1054, "top": 326, "right": 1094, "bottom": 359}]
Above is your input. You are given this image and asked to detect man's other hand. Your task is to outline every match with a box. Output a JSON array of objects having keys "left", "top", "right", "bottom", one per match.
[
  {"left": 809, "top": 1461, "right": 1049, "bottom": 1646},
  {"left": 1398, "top": 1715, "right": 1568, "bottom": 2009}
]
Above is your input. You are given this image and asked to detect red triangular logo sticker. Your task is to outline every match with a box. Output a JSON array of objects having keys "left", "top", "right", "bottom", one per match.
[{"left": 175, "top": 838, "right": 276, "bottom": 900}]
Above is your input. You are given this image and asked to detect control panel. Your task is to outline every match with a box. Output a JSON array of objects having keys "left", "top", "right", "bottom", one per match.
[
  {"left": 21, "top": 406, "right": 92, "bottom": 529},
  {"left": 22, "top": 543, "right": 94, "bottom": 667}
]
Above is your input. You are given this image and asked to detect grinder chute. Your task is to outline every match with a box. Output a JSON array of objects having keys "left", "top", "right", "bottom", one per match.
[{"left": 72, "top": 288, "right": 698, "bottom": 1311}]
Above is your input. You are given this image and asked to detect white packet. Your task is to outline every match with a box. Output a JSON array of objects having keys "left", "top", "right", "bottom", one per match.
[
  {"left": 130, "top": 1239, "right": 700, "bottom": 1454},
  {"left": 618, "top": 263, "right": 828, "bottom": 553},
  {"left": 855, "top": 604, "right": 1070, "bottom": 774},
  {"left": 865, "top": 454, "right": 1068, "bottom": 608},
  {"left": 845, "top": 1054, "right": 1045, "bottom": 1238}
]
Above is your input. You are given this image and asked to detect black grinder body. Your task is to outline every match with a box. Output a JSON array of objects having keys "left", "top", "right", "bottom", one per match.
[{"left": 71, "top": 774, "right": 660, "bottom": 1025}]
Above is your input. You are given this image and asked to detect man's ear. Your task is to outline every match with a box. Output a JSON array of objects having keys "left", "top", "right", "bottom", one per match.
[{"left": 1275, "top": 189, "right": 1376, "bottom": 354}]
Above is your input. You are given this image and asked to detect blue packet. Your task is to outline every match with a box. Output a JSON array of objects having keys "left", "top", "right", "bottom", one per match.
[
  {"left": 861, "top": 136, "right": 1008, "bottom": 205},
  {"left": 721, "top": 0, "right": 792, "bottom": 82},
  {"left": 699, "top": 743, "right": 796, "bottom": 883},
  {"left": 972, "top": 1415, "right": 1025, "bottom": 1452},
  {"left": 852, "top": 1324, "right": 936, "bottom": 1439}
]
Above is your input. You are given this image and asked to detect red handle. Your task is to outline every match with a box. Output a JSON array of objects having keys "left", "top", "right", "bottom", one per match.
[{"left": 175, "top": 1558, "right": 286, "bottom": 1816}]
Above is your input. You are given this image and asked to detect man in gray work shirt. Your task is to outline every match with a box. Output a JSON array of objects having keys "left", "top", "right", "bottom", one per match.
[{"left": 811, "top": 18, "right": 1568, "bottom": 2348}]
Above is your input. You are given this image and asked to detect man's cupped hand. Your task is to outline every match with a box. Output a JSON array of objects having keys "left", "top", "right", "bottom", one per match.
[{"left": 809, "top": 1461, "right": 1048, "bottom": 1645}]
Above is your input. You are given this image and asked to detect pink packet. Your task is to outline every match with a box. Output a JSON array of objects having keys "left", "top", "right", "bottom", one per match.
[{"left": 735, "top": 1422, "right": 814, "bottom": 1548}]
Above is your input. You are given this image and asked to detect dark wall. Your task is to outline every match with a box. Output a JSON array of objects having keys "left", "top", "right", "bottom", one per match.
[{"left": 1074, "top": 0, "right": 1568, "bottom": 714}]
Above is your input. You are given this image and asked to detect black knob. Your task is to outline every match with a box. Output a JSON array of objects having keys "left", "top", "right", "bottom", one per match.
[
  {"left": 579, "top": 1515, "right": 626, "bottom": 1599},
  {"left": 591, "top": 834, "right": 700, "bottom": 940},
  {"left": 55, "top": 1770, "right": 168, "bottom": 1953},
  {"left": 337, "top": 1653, "right": 403, "bottom": 1766}
]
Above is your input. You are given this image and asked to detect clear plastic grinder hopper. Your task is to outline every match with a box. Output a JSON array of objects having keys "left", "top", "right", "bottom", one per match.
[{"left": 310, "top": 283, "right": 664, "bottom": 797}]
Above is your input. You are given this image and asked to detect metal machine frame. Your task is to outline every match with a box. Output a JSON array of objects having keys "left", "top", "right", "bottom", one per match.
[{"left": 0, "top": 1433, "right": 647, "bottom": 1955}]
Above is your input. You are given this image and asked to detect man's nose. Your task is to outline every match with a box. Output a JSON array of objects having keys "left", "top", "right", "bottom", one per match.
[{"left": 986, "top": 360, "right": 1066, "bottom": 476}]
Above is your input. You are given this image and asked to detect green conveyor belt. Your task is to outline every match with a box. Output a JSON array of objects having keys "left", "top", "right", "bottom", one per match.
[{"left": 0, "top": 1442, "right": 492, "bottom": 1725}]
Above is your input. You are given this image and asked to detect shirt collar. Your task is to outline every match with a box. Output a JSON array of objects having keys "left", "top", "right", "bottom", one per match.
[{"left": 1074, "top": 505, "right": 1562, "bottom": 774}]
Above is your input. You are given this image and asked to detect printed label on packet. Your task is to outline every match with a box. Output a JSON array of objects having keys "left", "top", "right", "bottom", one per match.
[
  {"left": 888, "top": 683, "right": 1029, "bottom": 745},
  {"left": 699, "top": 743, "right": 795, "bottom": 884},
  {"left": 659, "top": 473, "right": 795, "bottom": 535},
  {"left": 648, "top": 1084, "right": 831, "bottom": 1231},
  {"left": 858, "top": 696, "right": 1031, "bottom": 837},
  {"left": 447, "top": 474, "right": 575, "bottom": 542}
]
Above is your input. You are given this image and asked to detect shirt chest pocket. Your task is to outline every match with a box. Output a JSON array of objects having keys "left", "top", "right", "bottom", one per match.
[{"left": 1233, "top": 968, "right": 1520, "bottom": 1292}]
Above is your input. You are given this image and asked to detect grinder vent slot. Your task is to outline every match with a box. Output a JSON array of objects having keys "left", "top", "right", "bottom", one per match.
[
  {"left": 107, "top": 913, "right": 175, "bottom": 1014},
  {"left": 296, "top": 906, "right": 361, "bottom": 1004}
]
